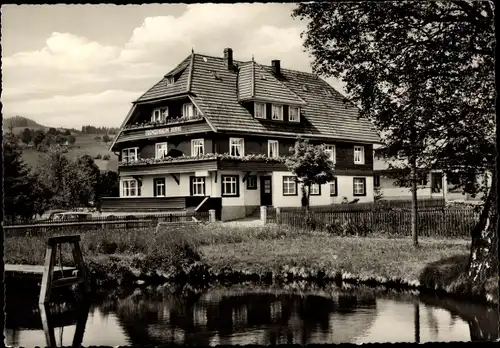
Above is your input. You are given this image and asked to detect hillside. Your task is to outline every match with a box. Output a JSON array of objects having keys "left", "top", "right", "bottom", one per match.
[
  {"left": 3, "top": 116, "right": 118, "bottom": 172},
  {"left": 3, "top": 116, "right": 46, "bottom": 132},
  {"left": 20, "top": 134, "right": 119, "bottom": 172}
]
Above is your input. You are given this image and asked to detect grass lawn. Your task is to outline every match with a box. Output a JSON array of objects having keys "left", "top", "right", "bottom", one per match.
[
  {"left": 199, "top": 234, "right": 470, "bottom": 281},
  {"left": 5, "top": 224, "right": 470, "bottom": 285}
]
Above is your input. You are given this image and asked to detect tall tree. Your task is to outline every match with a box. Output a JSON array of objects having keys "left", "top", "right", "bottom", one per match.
[
  {"left": 293, "top": 1, "right": 495, "bottom": 276},
  {"left": 285, "top": 138, "right": 336, "bottom": 210},
  {"left": 36, "top": 145, "right": 73, "bottom": 208},
  {"left": 3, "top": 129, "right": 37, "bottom": 222},
  {"left": 70, "top": 154, "right": 101, "bottom": 208}
]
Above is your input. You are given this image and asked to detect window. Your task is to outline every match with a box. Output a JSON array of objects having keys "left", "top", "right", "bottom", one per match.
[
  {"left": 154, "top": 178, "right": 166, "bottom": 197},
  {"left": 191, "top": 139, "right": 204, "bottom": 157},
  {"left": 166, "top": 76, "right": 175, "bottom": 85},
  {"left": 374, "top": 175, "right": 381, "bottom": 188},
  {"left": 230, "top": 138, "right": 244, "bottom": 157},
  {"left": 152, "top": 107, "right": 168, "bottom": 122},
  {"left": 271, "top": 104, "right": 283, "bottom": 120},
  {"left": 353, "top": 177, "right": 366, "bottom": 196},
  {"left": 121, "top": 148, "right": 138, "bottom": 162},
  {"left": 329, "top": 179, "right": 338, "bottom": 196},
  {"left": 190, "top": 177, "right": 205, "bottom": 196},
  {"left": 183, "top": 103, "right": 198, "bottom": 118},
  {"left": 247, "top": 175, "right": 257, "bottom": 190},
  {"left": 354, "top": 146, "right": 365, "bottom": 164},
  {"left": 254, "top": 102, "right": 266, "bottom": 119},
  {"left": 310, "top": 184, "right": 321, "bottom": 195},
  {"left": 122, "top": 179, "right": 138, "bottom": 197},
  {"left": 222, "top": 175, "right": 240, "bottom": 197},
  {"left": 155, "top": 143, "right": 169, "bottom": 159},
  {"left": 283, "top": 176, "right": 297, "bottom": 196},
  {"left": 324, "top": 145, "right": 336, "bottom": 163},
  {"left": 268, "top": 140, "right": 279, "bottom": 158},
  {"left": 289, "top": 106, "right": 300, "bottom": 122}
]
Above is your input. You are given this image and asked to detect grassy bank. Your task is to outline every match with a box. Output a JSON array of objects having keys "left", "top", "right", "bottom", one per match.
[{"left": 4, "top": 223, "right": 496, "bottom": 304}]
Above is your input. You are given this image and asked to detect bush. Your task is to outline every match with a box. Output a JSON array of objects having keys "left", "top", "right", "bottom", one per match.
[
  {"left": 94, "top": 154, "right": 102, "bottom": 160},
  {"left": 103, "top": 154, "right": 111, "bottom": 160}
]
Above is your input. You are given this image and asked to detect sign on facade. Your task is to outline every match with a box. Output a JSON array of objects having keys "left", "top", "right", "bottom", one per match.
[{"left": 145, "top": 126, "right": 182, "bottom": 137}]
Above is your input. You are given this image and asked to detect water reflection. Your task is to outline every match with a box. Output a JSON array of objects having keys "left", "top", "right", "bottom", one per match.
[{"left": 4, "top": 284, "right": 498, "bottom": 346}]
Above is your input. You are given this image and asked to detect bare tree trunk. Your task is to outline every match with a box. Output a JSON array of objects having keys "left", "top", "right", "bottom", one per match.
[
  {"left": 468, "top": 169, "right": 498, "bottom": 282},
  {"left": 410, "top": 158, "right": 419, "bottom": 247}
]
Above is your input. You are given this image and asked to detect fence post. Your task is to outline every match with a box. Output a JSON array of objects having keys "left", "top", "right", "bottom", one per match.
[
  {"left": 209, "top": 209, "right": 216, "bottom": 223},
  {"left": 276, "top": 207, "right": 281, "bottom": 225},
  {"left": 260, "top": 206, "right": 267, "bottom": 225}
]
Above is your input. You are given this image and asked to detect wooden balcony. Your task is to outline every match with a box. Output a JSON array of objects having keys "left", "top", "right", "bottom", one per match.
[
  {"left": 116, "top": 119, "right": 212, "bottom": 144},
  {"left": 118, "top": 154, "right": 288, "bottom": 175}
]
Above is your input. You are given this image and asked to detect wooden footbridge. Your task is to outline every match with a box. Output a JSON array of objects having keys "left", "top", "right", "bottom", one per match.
[{"left": 5, "top": 235, "right": 90, "bottom": 304}]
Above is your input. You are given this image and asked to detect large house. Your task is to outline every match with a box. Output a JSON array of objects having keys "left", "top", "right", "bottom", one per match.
[{"left": 104, "top": 48, "right": 380, "bottom": 220}]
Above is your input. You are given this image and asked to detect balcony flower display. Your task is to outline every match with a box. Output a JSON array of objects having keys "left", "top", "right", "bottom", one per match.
[
  {"left": 124, "top": 115, "right": 204, "bottom": 131},
  {"left": 118, "top": 153, "right": 289, "bottom": 166}
]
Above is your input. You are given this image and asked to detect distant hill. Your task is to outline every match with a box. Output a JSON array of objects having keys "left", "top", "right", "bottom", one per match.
[
  {"left": 3, "top": 116, "right": 118, "bottom": 172},
  {"left": 3, "top": 116, "right": 46, "bottom": 130}
]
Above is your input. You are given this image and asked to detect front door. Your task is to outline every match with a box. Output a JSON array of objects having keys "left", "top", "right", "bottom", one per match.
[{"left": 260, "top": 176, "right": 273, "bottom": 206}]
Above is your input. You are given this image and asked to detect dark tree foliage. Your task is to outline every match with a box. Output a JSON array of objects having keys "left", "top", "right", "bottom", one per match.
[
  {"left": 3, "top": 130, "right": 37, "bottom": 222},
  {"left": 32, "top": 129, "right": 46, "bottom": 148},
  {"left": 46, "top": 127, "right": 59, "bottom": 136},
  {"left": 97, "top": 170, "right": 120, "bottom": 207},
  {"left": 21, "top": 128, "right": 32, "bottom": 145},
  {"left": 67, "top": 135, "right": 76, "bottom": 145},
  {"left": 293, "top": 1, "right": 495, "bottom": 279}
]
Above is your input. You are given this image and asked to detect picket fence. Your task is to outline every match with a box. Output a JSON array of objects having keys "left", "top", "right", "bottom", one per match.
[
  {"left": 4, "top": 212, "right": 210, "bottom": 237},
  {"left": 270, "top": 207, "right": 478, "bottom": 238}
]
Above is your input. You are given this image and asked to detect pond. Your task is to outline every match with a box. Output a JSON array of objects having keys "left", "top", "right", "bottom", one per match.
[{"left": 4, "top": 283, "right": 498, "bottom": 346}]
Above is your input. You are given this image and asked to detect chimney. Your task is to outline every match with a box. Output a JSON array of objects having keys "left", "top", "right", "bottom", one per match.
[
  {"left": 272, "top": 60, "right": 281, "bottom": 76},
  {"left": 224, "top": 47, "right": 233, "bottom": 70}
]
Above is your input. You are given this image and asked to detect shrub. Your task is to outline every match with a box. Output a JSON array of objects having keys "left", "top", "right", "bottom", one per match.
[
  {"left": 103, "top": 154, "right": 111, "bottom": 160},
  {"left": 95, "top": 154, "right": 102, "bottom": 160}
]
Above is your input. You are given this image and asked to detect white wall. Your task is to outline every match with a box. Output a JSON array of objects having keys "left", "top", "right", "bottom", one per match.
[
  {"left": 272, "top": 171, "right": 375, "bottom": 207},
  {"left": 217, "top": 170, "right": 246, "bottom": 207}
]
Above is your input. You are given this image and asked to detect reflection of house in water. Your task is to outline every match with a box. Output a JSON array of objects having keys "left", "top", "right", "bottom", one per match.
[{"left": 114, "top": 289, "right": 378, "bottom": 345}]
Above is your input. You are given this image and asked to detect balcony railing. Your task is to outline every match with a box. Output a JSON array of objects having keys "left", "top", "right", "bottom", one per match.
[
  {"left": 123, "top": 115, "right": 204, "bottom": 131},
  {"left": 118, "top": 153, "right": 288, "bottom": 167}
]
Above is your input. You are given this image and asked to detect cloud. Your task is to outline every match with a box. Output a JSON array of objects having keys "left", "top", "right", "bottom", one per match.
[
  {"left": 2, "top": 4, "right": 341, "bottom": 128},
  {"left": 2, "top": 90, "right": 141, "bottom": 128}
]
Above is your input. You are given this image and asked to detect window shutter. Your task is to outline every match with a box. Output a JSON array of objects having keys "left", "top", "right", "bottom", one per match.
[
  {"left": 265, "top": 103, "right": 271, "bottom": 120},
  {"left": 189, "top": 177, "right": 193, "bottom": 196}
]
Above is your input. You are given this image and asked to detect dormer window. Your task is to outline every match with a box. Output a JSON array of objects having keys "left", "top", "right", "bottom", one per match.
[
  {"left": 182, "top": 103, "right": 198, "bottom": 118},
  {"left": 289, "top": 106, "right": 300, "bottom": 122},
  {"left": 271, "top": 104, "right": 283, "bottom": 121},
  {"left": 166, "top": 76, "right": 175, "bottom": 85},
  {"left": 254, "top": 102, "right": 266, "bottom": 119},
  {"left": 152, "top": 107, "right": 168, "bottom": 122}
]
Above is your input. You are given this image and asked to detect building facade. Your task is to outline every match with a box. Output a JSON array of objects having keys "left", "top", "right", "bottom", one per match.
[
  {"left": 373, "top": 145, "right": 490, "bottom": 202},
  {"left": 106, "top": 48, "right": 380, "bottom": 220}
]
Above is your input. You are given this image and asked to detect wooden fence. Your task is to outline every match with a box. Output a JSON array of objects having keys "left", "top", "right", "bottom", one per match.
[
  {"left": 4, "top": 212, "right": 210, "bottom": 237},
  {"left": 274, "top": 207, "right": 478, "bottom": 238}
]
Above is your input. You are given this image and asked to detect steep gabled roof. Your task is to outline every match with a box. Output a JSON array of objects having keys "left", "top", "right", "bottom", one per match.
[
  {"left": 128, "top": 51, "right": 380, "bottom": 144},
  {"left": 135, "top": 55, "right": 192, "bottom": 102}
]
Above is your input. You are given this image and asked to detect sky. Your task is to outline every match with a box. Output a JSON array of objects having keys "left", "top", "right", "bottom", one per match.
[{"left": 1, "top": 4, "right": 345, "bottom": 129}]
